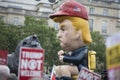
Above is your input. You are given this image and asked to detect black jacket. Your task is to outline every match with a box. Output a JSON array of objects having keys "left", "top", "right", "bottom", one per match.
[{"left": 63, "top": 46, "right": 88, "bottom": 71}]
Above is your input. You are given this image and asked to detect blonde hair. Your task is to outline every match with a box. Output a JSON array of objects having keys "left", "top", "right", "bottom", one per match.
[{"left": 53, "top": 16, "right": 92, "bottom": 44}]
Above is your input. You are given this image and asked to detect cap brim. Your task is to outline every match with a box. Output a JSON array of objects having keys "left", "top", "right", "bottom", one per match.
[{"left": 49, "top": 11, "right": 70, "bottom": 19}]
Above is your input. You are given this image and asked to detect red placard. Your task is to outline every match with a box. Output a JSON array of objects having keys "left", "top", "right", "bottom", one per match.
[
  {"left": 77, "top": 67, "right": 101, "bottom": 80},
  {"left": 0, "top": 50, "right": 8, "bottom": 65},
  {"left": 18, "top": 47, "right": 44, "bottom": 80}
]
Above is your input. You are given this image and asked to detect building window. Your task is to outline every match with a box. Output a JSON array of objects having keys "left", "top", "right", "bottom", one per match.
[
  {"left": 89, "top": 7, "right": 95, "bottom": 14},
  {"left": 13, "top": 17, "right": 19, "bottom": 25},
  {"left": 13, "top": 8, "right": 22, "bottom": 12},
  {"left": 115, "top": 0, "right": 120, "bottom": 3},
  {"left": 102, "top": 21, "right": 108, "bottom": 33},
  {"left": 89, "top": 19, "right": 94, "bottom": 31},
  {"left": 89, "top": 0, "right": 93, "bottom": 2},
  {"left": 103, "top": 8, "right": 108, "bottom": 15},
  {"left": 0, "top": 16, "right": 5, "bottom": 21}
]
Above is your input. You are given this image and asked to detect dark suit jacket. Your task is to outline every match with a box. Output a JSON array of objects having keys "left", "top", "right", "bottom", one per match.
[{"left": 63, "top": 46, "right": 88, "bottom": 71}]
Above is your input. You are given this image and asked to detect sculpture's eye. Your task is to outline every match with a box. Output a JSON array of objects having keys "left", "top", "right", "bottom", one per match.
[{"left": 23, "top": 41, "right": 27, "bottom": 45}]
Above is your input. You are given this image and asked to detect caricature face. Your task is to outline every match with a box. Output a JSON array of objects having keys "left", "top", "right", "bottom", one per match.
[{"left": 57, "top": 19, "right": 81, "bottom": 51}]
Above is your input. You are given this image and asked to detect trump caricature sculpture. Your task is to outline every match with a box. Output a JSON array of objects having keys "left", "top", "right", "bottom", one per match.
[{"left": 49, "top": 0, "right": 92, "bottom": 80}]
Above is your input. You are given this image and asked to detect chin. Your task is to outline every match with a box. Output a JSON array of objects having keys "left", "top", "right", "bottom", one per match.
[
  {"left": 60, "top": 44, "right": 65, "bottom": 49},
  {"left": 60, "top": 44, "right": 71, "bottom": 51}
]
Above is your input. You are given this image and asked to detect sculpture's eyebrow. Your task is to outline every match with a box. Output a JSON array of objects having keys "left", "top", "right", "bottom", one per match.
[{"left": 60, "top": 23, "right": 65, "bottom": 29}]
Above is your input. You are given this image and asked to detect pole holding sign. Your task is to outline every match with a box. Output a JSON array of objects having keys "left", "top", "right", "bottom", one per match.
[{"left": 18, "top": 47, "right": 44, "bottom": 80}]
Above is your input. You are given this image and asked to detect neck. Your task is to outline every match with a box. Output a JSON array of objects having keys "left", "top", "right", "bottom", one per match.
[
  {"left": 65, "top": 41, "right": 86, "bottom": 51},
  {"left": 73, "top": 41, "right": 85, "bottom": 50}
]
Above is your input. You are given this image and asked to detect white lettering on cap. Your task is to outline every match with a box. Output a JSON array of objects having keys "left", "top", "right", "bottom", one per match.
[{"left": 73, "top": 7, "right": 81, "bottom": 12}]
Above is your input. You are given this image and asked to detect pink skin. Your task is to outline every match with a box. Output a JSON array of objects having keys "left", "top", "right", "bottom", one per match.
[
  {"left": 57, "top": 20, "right": 76, "bottom": 51},
  {"left": 57, "top": 19, "right": 84, "bottom": 51}
]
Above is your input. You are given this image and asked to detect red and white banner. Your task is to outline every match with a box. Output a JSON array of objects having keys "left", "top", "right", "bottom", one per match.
[
  {"left": 77, "top": 67, "right": 101, "bottom": 80},
  {"left": 0, "top": 50, "right": 8, "bottom": 65},
  {"left": 18, "top": 47, "right": 44, "bottom": 80}
]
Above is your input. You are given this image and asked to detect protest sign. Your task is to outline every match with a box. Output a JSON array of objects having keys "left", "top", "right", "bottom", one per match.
[
  {"left": 18, "top": 47, "right": 44, "bottom": 80},
  {"left": 106, "top": 32, "right": 120, "bottom": 80},
  {"left": 0, "top": 50, "right": 8, "bottom": 65},
  {"left": 77, "top": 67, "right": 101, "bottom": 80}
]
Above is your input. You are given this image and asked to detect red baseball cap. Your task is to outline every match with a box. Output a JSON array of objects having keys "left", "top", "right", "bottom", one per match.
[{"left": 49, "top": 0, "right": 89, "bottom": 20}]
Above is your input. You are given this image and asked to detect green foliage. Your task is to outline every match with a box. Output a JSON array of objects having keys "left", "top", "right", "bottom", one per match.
[
  {"left": 24, "top": 16, "right": 47, "bottom": 27},
  {"left": 0, "top": 16, "right": 61, "bottom": 67},
  {"left": 24, "top": 16, "right": 61, "bottom": 66},
  {"left": 88, "top": 31, "right": 106, "bottom": 73},
  {"left": 0, "top": 25, "right": 19, "bottom": 52}
]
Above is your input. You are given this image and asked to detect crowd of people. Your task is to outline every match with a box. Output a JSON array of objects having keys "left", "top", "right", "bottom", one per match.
[{"left": 0, "top": 65, "right": 17, "bottom": 80}]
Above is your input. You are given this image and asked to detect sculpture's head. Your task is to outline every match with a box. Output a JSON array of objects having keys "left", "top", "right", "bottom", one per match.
[
  {"left": 49, "top": 0, "right": 92, "bottom": 51},
  {"left": 15, "top": 35, "right": 42, "bottom": 56},
  {"left": 53, "top": 16, "right": 92, "bottom": 44}
]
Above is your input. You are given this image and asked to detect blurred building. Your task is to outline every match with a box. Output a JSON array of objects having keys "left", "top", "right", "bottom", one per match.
[
  {"left": 0, "top": 0, "right": 120, "bottom": 37},
  {"left": 50, "top": 0, "right": 120, "bottom": 37},
  {"left": 0, "top": 0, "right": 53, "bottom": 26}
]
